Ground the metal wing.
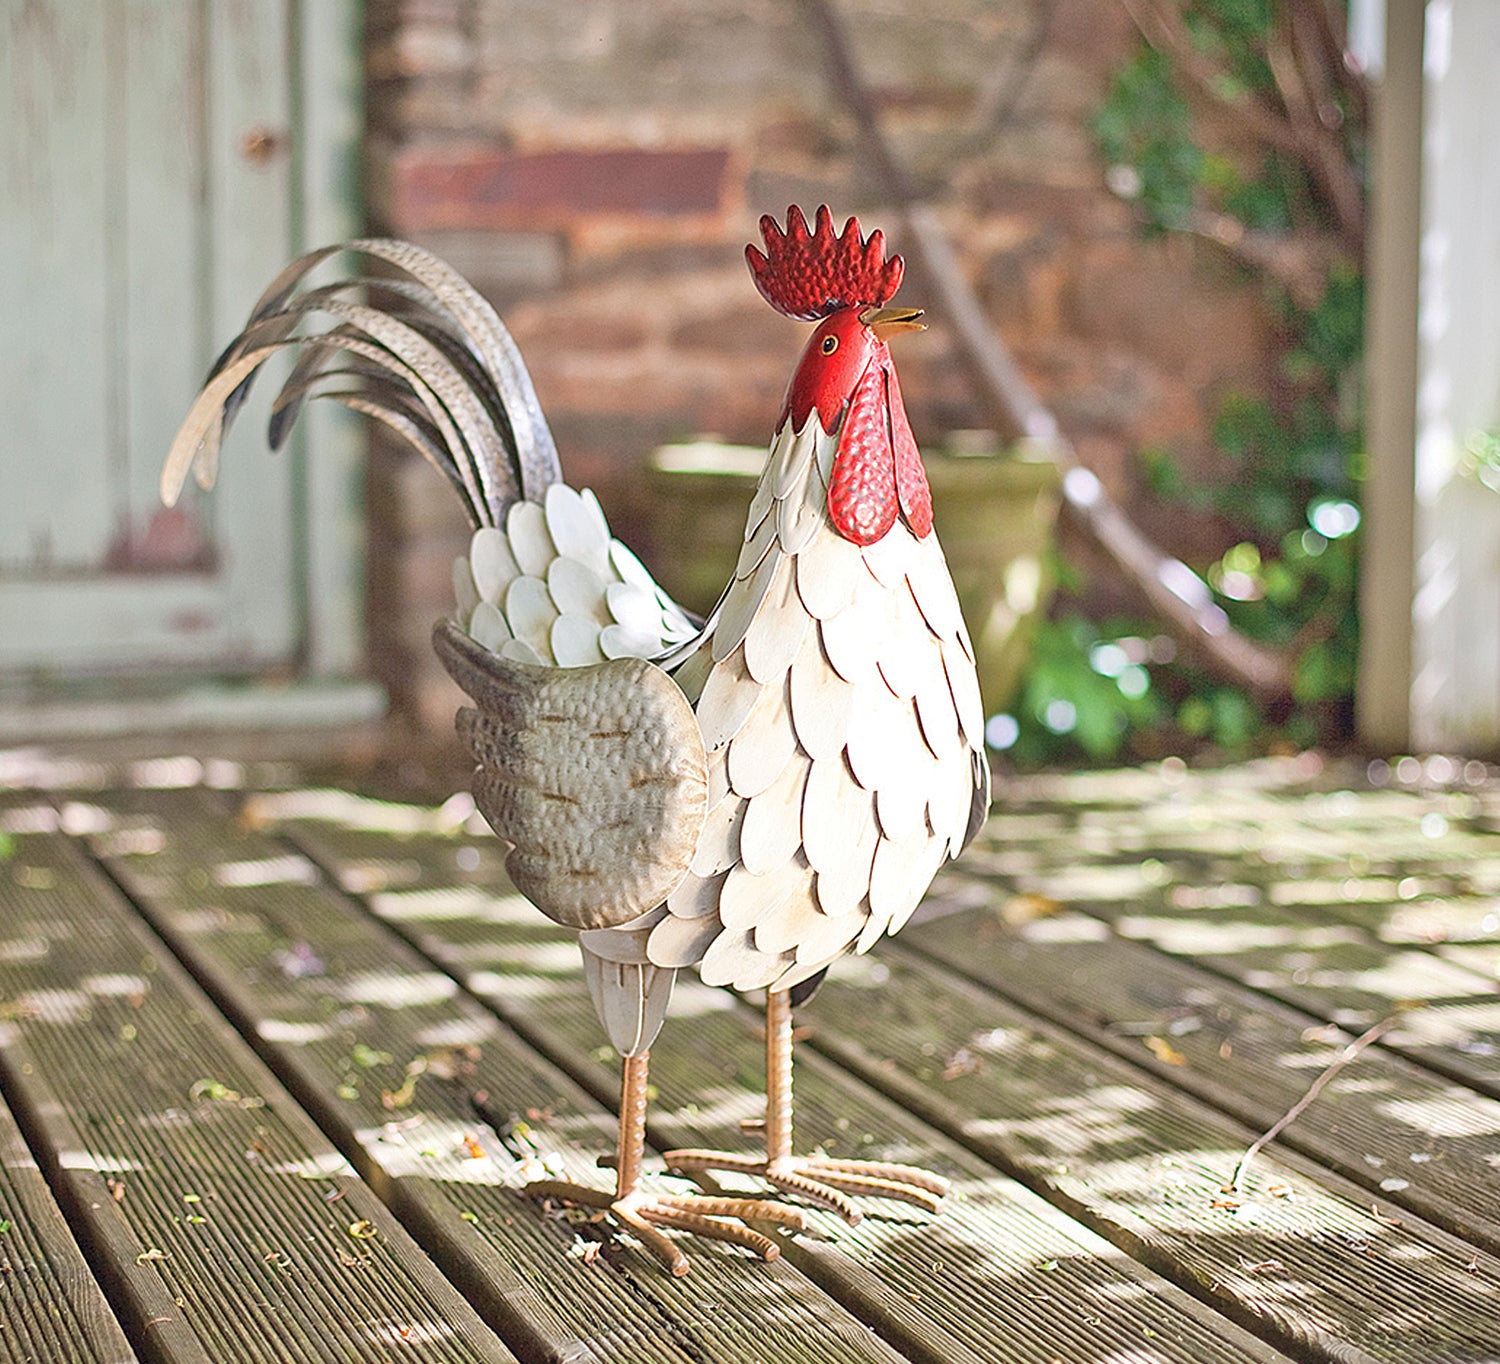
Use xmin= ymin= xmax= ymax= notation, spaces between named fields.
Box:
xmin=433 ymin=622 xmax=708 ymax=931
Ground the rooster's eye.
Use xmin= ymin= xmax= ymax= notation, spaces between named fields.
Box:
xmin=821 ymin=336 xmax=839 ymax=355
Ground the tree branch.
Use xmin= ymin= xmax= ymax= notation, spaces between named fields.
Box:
xmin=1117 ymin=0 xmax=1309 ymax=157
xmin=1224 ymin=1015 xmax=1400 ymax=1194
xmin=1119 ymin=0 xmax=1364 ymax=249
xmin=1185 ymin=207 xmax=1342 ymax=310
xmin=963 ymin=0 xmax=1056 ymax=140
xmin=1299 ymin=0 xmax=1368 ymax=128
xmin=800 ymin=0 xmax=1295 ymax=706
xmin=1270 ymin=6 xmax=1366 ymax=247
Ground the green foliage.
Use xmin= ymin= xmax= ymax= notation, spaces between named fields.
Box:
xmin=1460 ymin=429 xmax=1500 ymax=493
xmin=1005 ymin=3 xmax=1365 ymax=766
xmin=1094 ymin=3 xmax=1305 ymax=237
xmin=1094 ymin=46 xmax=1201 ymax=228
xmin=1005 ymin=613 xmax=1167 ymax=765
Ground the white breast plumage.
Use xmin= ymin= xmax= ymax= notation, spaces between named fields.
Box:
xmin=646 ymin=417 xmax=986 ymax=993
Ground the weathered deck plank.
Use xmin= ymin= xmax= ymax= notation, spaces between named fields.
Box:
xmin=904 ymin=896 xmax=1500 ymax=1256
xmin=285 ymin=779 xmax=1500 ymax=1364
xmin=6 ymin=751 xmax=1500 ymax=1363
xmin=0 ymin=801 xmax=515 ymax=1364
xmin=959 ymin=761 xmax=1500 ymax=1103
xmin=86 ymin=787 xmax=918 ymax=1364
xmin=279 ymin=791 xmax=1302 ymax=1364
xmin=0 ymin=1087 xmax=137 ymax=1364
xmin=807 ymin=946 xmax=1500 ymax=1364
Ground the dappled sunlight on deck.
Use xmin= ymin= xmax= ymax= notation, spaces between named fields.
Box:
xmin=1241 ymin=949 xmax=1494 ymax=1002
xmin=1378 ymin=1092 xmax=1500 ymax=1140
xmin=335 ymin=970 xmax=461 ymax=1008
xmin=964 ymin=1085 xmax=1160 ymax=1160
xmin=6 ymin=754 xmax=1500 ymax=1359
xmin=1115 ymin=916 xmax=1361 ymax=956
xmin=244 ymin=787 xmax=483 ymax=842
xmin=371 ymin=884 xmax=537 ymax=925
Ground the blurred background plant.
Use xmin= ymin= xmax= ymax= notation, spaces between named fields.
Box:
xmin=997 ymin=0 xmax=1367 ymax=766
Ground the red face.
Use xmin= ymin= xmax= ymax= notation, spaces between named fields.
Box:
xmin=781 ymin=308 xmax=882 ymax=434
xmin=786 ymin=300 xmax=941 ymax=435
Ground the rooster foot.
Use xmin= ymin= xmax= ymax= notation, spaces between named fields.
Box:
xmin=659 ymin=1151 xmax=948 ymax=1225
xmin=526 ymin=1178 xmax=806 ymax=1277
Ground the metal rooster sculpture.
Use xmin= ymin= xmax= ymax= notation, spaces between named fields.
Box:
xmin=162 ymin=206 xmax=990 ymax=1276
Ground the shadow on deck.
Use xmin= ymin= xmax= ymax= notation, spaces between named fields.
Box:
xmin=2 ymin=746 xmax=1499 ymax=1363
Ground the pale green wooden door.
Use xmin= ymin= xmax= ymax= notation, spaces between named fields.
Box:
xmin=0 ymin=0 xmax=361 ymax=680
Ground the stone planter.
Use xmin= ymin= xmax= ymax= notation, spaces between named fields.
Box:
xmin=645 ymin=437 xmax=1062 ymax=718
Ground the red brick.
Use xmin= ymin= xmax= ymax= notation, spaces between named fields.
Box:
xmin=1066 ymin=238 xmax=1277 ymax=386
xmin=670 ymin=301 xmax=798 ymax=357
xmin=390 ymin=145 xmax=737 ymax=233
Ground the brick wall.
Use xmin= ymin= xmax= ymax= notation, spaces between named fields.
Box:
xmin=363 ymin=0 xmax=1279 ymax=728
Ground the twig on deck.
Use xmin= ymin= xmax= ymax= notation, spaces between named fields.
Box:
xmin=1223 ymin=1014 xmax=1400 ymax=1194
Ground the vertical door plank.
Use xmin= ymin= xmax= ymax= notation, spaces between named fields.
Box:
xmin=204 ymin=0 xmax=299 ymax=662
xmin=0 ymin=0 xmax=365 ymax=682
xmin=119 ymin=0 xmax=206 ymax=531
xmin=0 ymin=1 xmax=113 ymax=568
xmin=296 ymin=0 xmax=366 ymax=678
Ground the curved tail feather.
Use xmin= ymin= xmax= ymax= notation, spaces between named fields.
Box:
xmin=161 ymin=238 xmax=562 ymax=530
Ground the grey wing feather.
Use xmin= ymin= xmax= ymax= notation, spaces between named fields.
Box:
xmin=433 ymin=621 xmax=708 ymax=930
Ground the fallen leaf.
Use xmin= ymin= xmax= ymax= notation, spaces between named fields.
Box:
xmin=1145 ymin=1036 xmax=1187 ymax=1066
xmin=1000 ymin=893 xmax=1061 ymax=926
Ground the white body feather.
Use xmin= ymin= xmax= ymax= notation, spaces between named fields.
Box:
xmin=648 ymin=418 xmax=984 ymax=993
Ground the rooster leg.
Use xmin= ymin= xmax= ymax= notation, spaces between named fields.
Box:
xmin=526 ymin=1050 xmax=805 ymax=1276
xmin=665 ymin=990 xmax=950 ymax=1224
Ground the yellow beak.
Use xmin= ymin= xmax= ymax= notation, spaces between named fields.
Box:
xmin=861 ymin=304 xmax=926 ymax=342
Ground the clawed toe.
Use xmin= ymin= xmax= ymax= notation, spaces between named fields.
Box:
xmin=662 ymin=1150 xmax=948 ymax=1224
xmin=664 ymin=992 xmax=952 ymax=1226
xmin=527 ymin=1178 xmax=806 ymax=1277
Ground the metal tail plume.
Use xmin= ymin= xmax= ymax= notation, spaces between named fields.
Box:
xmin=160 ymin=239 xmax=561 ymax=530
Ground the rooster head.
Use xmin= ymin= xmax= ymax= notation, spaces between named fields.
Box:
xmin=747 ymin=205 xmax=932 ymax=546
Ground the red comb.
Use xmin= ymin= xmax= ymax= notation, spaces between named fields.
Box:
xmin=746 ymin=205 xmax=904 ymax=321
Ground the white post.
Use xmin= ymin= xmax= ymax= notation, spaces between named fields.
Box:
xmin=1358 ymin=0 xmax=1500 ymax=755
xmin=1408 ymin=0 xmax=1500 ymax=751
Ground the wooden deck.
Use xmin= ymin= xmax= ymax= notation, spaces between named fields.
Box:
xmin=3 ymin=747 xmax=1500 ymax=1363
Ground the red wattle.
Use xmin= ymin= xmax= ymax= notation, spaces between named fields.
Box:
xmin=827 ymin=362 xmax=898 ymax=545
xmin=826 ymin=357 xmax=932 ymax=547
xmin=886 ymin=363 xmax=932 ymax=538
